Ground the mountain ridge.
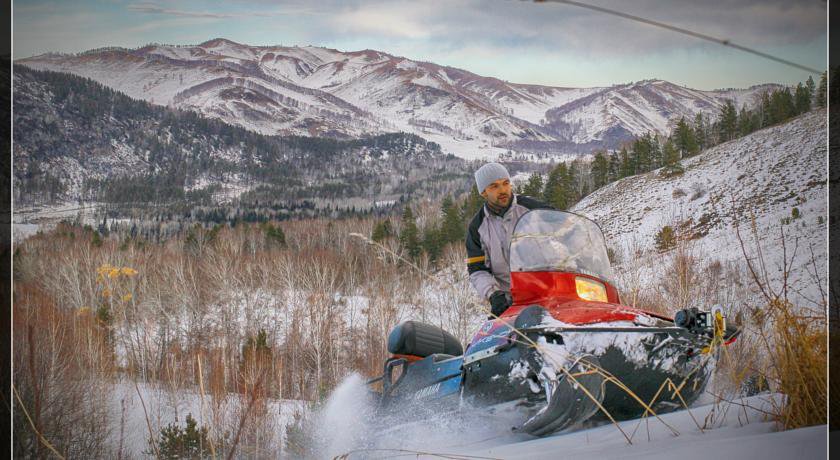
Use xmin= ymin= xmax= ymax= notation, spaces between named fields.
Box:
xmin=17 ymin=38 xmax=781 ymax=160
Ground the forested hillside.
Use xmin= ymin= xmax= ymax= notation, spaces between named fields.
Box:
xmin=14 ymin=65 xmax=472 ymax=222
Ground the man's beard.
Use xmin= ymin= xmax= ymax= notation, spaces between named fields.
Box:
xmin=487 ymin=193 xmax=513 ymax=216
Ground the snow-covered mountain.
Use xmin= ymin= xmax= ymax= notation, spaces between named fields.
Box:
xmin=17 ymin=38 xmax=778 ymax=160
xmin=571 ymin=110 xmax=827 ymax=305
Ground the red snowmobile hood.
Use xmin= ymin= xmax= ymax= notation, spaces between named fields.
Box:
xmin=507 ymin=271 xmax=669 ymax=325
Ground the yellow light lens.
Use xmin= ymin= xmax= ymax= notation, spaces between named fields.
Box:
xmin=575 ymin=276 xmax=608 ymax=302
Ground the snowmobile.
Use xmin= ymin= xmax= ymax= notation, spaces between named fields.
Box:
xmin=367 ymin=209 xmax=739 ymax=436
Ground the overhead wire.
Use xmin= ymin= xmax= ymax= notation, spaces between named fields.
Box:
xmin=530 ymin=0 xmax=823 ymax=74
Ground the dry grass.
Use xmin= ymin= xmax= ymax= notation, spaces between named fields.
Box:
xmin=733 ymin=217 xmax=827 ymax=429
xmin=764 ymin=299 xmax=826 ymax=428
xmin=612 ymin=212 xmax=827 ymax=430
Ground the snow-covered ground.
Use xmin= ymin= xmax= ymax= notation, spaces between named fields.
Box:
xmin=466 ymin=394 xmax=826 ymax=460
xmin=296 ymin=374 xmax=826 ymax=460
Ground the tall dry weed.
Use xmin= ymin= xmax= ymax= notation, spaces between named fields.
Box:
xmin=733 ymin=216 xmax=827 ymax=429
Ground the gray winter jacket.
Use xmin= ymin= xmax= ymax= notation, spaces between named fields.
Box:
xmin=466 ymin=195 xmax=553 ymax=300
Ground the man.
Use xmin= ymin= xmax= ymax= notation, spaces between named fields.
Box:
xmin=466 ymin=162 xmax=553 ymax=318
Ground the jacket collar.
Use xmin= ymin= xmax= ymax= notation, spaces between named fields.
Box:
xmin=484 ymin=194 xmax=516 ymax=218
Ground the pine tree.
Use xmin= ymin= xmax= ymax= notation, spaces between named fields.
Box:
xmin=607 ymin=152 xmax=621 ymax=183
xmin=817 ymin=71 xmax=828 ymax=108
xmin=759 ymin=91 xmax=772 ymax=128
xmin=150 ymin=414 xmax=211 ymax=459
xmin=421 ymin=225 xmax=443 ymax=263
xmin=649 ymin=135 xmax=662 ymax=170
xmin=543 ymin=162 xmax=573 ymax=210
xmin=632 ymin=134 xmax=654 ymax=174
xmin=769 ymin=87 xmax=795 ymax=123
xmin=520 ymin=172 xmax=544 ymax=198
xmin=371 ymin=219 xmax=393 ymax=242
xmin=568 ymin=160 xmax=584 ymax=204
xmin=440 ymin=197 xmax=465 ymax=244
xmin=718 ymin=100 xmax=738 ymax=142
xmin=673 ymin=117 xmax=698 ymax=157
xmin=694 ymin=113 xmax=707 ymax=151
xmin=619 ymin=147 xmax=634 ymax=178
xmin=263 ymin=222 xmax=286 ymax=248
xmin=737 ymin=106 xmax=753 ymax=137
xmin=590 ymin=151 xmax=610 ymax=189
xmin=806 ymin=75 xmax=816 ymax=102
xmin=399 ymin=206 xmax=421 ymax=260
xmin=461 ymin=186 xmax=484 ymax=220
xmin=662 ymin=138 xmax=680 ymax=167
xmin=794 ymin=82 xmax=811 ymax=114
xmin=655 ymin=226 xmax=677 ymax=252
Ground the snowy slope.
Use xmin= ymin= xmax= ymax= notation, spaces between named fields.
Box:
xmin=571 ymin=110 xmax=827 ymax=305
xmin=463 ymin=394 xmax=826 ymax=460
xmin=17 ymin=38 xmax=780 ymax=160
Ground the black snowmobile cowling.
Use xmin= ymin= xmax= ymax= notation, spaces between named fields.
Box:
xmin=367 ymin=210 xmax=739 ymax=436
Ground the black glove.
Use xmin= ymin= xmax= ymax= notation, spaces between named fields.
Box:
xmin=489 ymin=290 xmax=512 ymax=318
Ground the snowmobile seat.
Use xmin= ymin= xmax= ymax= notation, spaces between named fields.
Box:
xmin=387 ymin=321 xmax=463 ymax=358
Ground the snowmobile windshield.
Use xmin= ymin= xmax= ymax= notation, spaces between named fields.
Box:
xmin=510 ymin=210 xmax=614 ymax=282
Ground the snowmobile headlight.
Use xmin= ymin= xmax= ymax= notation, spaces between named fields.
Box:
xmin=575 ymin=276 xmax=607 ymax=302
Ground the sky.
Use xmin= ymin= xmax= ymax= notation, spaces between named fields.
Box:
xmin=12 ymin=0 xmax=829 ymax=90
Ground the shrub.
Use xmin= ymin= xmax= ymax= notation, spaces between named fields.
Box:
xmin=659 ymin=163 xmax=684 ymax=178
xmin=690 ymin=183 xmax=706 ymax=201
xmin=149 ymin=413 xmax=212 ymax=459
xmin=371 ymin=219 xmax=393 ymax=242
xmin=262 ymin=222 xmax=287 ymax=248
xmin=654 ymin=225 xmax=677 ymax=251
xmin=606 ymin=247 xmax=619 ymax=265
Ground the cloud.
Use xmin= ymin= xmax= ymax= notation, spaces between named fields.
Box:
xmin=329 ymin=2 xmax=438 ymax=39
xmin=317 ymin=0 xmax=825 ymax=57
xmin=13 ymin=0 xmax=826 ymax=87
xmin=127 ymin=3 xmax=235 ymax=18
xmin=126 ymin=2 xmax=316 ymax=19
xmin=121 ymin=16 xmax=220 ymax=35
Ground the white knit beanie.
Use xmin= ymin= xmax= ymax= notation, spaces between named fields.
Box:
xmin=474 ymin=162 xmax=510 ymax=193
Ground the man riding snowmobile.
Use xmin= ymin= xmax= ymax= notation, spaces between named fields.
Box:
xmin=466 ymin=162 xmax=553 ymax=318
xmin=368 ymin=172 xmax=740 ymax=436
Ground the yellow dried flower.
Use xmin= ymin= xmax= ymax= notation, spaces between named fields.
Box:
xmin=102 ymin=289 xmax=111 ymax=298
xmin=108 ymin=268 xmax=120 ymax=279
xmin=121 ymin=293 xmax=133 ymax=302
xmin=120 ymin=267 xmax=138 ymax=277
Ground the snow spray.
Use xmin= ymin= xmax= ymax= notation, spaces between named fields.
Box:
xmin=300 ymin=374 xmax=530 ymax=458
